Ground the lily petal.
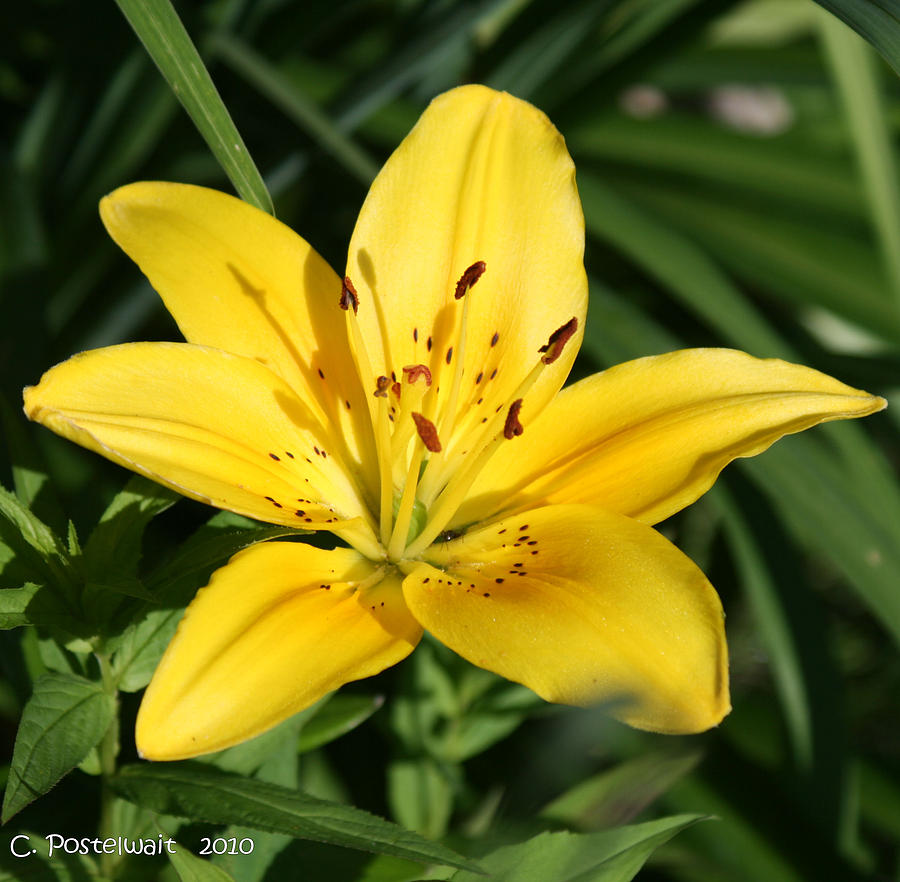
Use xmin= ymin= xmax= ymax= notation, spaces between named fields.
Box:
xmin=136 ymin=543 xmax=421 ymax=759
xmin=452 ymin=348 xmax=887 ymax=528
xmin=404 ymin=504 xmax=729 ymax=734
xmin=24 ymin=342 xmax=375 ymax=540
xmin=99 ymin=181 xmax=378 ymax=502
xmin=346 ymin=85 xmax=587 ymax=460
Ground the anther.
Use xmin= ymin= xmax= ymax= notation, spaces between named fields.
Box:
xmin=339 ymin=276 xmax=359 ymax=314
xmin=504 ymin=399 xmax=524 ymax=439
xmin=539 ymin=317 xmax=578 ymax=364
xmin=403 ymin=364 xmax=432 ymax=386
xmin=412 ymin=413 xmax=442 ymax=452
xmin=454 ymin=260 xmax=486 ymax=299
xmin=373 ymin=376 xmax=392 ymax=398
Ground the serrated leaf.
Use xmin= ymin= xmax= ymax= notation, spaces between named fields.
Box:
xmin=447 ymin=815 xmax=708 ymax=882
xmin=169 ymin=845 xmax=237 ymax=882
xmin=2 ymin=673 xmax=115 ymax=822
xmin=112 ymin=764 xmax=482 ymax=873
xmin=297 ymin=694 xmax=384 ymax=754
xmin=113 ymin=0 xmax=273 ymax=213
xmin=0 ymin=483 xmax=73 ymax=594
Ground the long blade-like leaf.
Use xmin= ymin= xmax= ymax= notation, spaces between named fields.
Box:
xmin=114 ymin=0 xmax=273 ymax=213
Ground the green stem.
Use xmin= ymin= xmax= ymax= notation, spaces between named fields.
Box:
xmin=97 ymin=653 xmax=121 ymax=879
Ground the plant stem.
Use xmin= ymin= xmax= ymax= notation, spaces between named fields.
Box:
xmin=97 ymin=652 xmax=121 ymax=879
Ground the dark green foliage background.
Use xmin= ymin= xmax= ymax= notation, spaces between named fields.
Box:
xmin=1 ymin=1 xmax=899 ymax=880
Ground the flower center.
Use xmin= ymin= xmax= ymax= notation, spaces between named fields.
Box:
xmin=340 ymin=264 xmax=577 ymax=563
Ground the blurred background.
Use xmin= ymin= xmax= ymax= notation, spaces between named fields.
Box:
xmin=1 ymin=1 xmax=899 ymax=880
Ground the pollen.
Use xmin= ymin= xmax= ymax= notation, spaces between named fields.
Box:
xmin=454 ymin=260 xmax=486 ymax=299
xmin=504 ymin=399 xmax=524 ymax=439
xmin=373 ymin=376 xmax=392 ymax=398
xmin=339 ymin=276 xmax=359 ymax=314
xmin=412 ymin=412 xmax=442 ymax=452
xmin=403 ymin=364 xmax=432 ymax=385
xmin=539 ymin=317 xmax=578 ymax=364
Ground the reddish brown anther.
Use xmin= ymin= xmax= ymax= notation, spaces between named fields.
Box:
xmin=402 ymin=364 xmax=433 ymax=386
xmin=504 ymin=399 xmax=524 ymax=439
xmin=412 ymin=413 xmax=442 ymax=452
xmin=391 ymin=382 xmax=402 ymax=398
xmin=454 ymin=260 xmax=487 ymax=299
xmin=538 ymin=317 xmax=578 ymax=364
xmin=339 ymin=276 xmax=359 ymax=314
xmin=373 ymin=375 xmax=392 ymax=398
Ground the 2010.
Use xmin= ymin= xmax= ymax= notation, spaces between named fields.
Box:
xmin=199 ymin=837 xmax=254 ymax=855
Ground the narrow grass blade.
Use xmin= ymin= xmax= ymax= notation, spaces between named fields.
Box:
xmin=114 ymin=0 xmax=273 ymax=213
xmin=818 ymin=9 xmax=900 ymax=305
xmin=210 ymin=33 xmax=379 ymax=185
xmin=812 ymin=0 xmax=900 ymax=74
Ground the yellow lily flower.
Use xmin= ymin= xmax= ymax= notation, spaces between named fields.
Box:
xmin=24 ymin=85 xmax=885 ymax=761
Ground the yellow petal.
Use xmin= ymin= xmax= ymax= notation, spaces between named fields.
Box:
xmin=99 ymin=181 xmax=378 ymax=501
xmin=452 ymin=348 xmax=887 ymax=528
xmin=346 ymin=85 xmax=587 ymax=462
xmin=136 ymin=543 xmax=421 ymax=759
xmin=404 ymin=505 xmax=729 ymax=734
xmin=24 ymin=342 xmax=376 ymax=541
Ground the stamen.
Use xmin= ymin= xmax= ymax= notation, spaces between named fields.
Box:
xmin=340 ymin=275 xmax=392 ymax=545
xmin=388 ymin=364 xmax=433 ymax=472
xmin=503 ymin=399 xmax=524 ymax=439
xmin=539 ymin=317 xmax=578 ymax=364
xmin=373 ymin=376 xmax=392 ymax=397
xmin=454 ymin=260 xmax=486 ymax=299
xmin=339 ymin=276 xmax=359 ymax=314
xmin=405 ymin=317 xmax=580 ymax=556
xmin=412 ymin=413 xmax=442 ymax=452
xmin=403 ymin=364 xmax=432 ymax=386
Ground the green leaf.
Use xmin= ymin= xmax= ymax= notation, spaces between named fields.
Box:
xmin=579 ymin=174 xmax=785 ymax=358
xmin=169 ymin=845 xmax=238 ymax=882
xmin=571 ymin=115 xmax=864 ymax=219
xmin=0 ymin=584 xmax=39 ymax=629
xmin=0 ymin=483 xmax=73 ymax=593
xmin=2 ymin=673 xmax=115 ymax=822
xmin=297 ymin=693 xmax=384 ymax=754
xmin=541 ymin=750 xmax=702 ymax=830
xmin=741 ymin=440 xmax=900 ymax=648
xmin=210 ymin=34 xmax=379 ymax=186
xmin=83 ymin=476 xmax=178 ymax=582
xmin=0 ymin=583 xmax=75 ymax=633
xmin=447 ymin=815 xmax=708 ymax=882
xmin=812 ymin=0 xmax=900 ymax=74
xmin=0 ymin=487 xmax=68 ymax=564
xmin=112 ymin=763 xmax=482 ymax=873
xmin=0 ymin=394 xmax=60 ymax=528
xmin=113 ymin=0 xmax=273 ymax=213
xmin=485 ymin=1 xmax=611 ymax=99
xmin=387 ymin=757 xmax=455 ymax=842
xmin=602 ymin=176 xmax=900 ymax=343
xmin=111 ymin=521 xmax=300 ymax=691
xmin=818 ymin=9 xmax=900 ymax=302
